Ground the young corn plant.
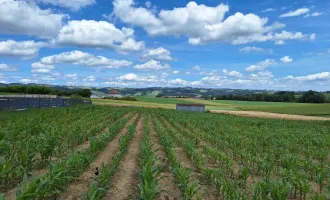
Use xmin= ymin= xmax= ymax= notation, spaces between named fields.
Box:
xmin=137 ymin=116 xmax=163 ymax=200
xmin=15 ymin=113 xmax=134 ymax=199
xmin=152 ymin=116 xmax=202 ymax=200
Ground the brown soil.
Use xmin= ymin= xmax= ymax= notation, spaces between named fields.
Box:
xmin=4 ymin=113 xmax=133 ymax=199
xmin=212 ymin=110 xmax=330 ymax=121
xmin=75 ymin=112 xmax=131 ymax=152
xmin=148 ymin=115 xmax=181 ymax=200
xmin=56 ymin=113 xmax=138 ymax=200
xmin=104 ymin=115 xmax=144 ymax=200
xmin=158 ymin=117 xmax=219 ymax=200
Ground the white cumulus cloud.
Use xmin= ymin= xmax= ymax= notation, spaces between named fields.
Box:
xmin=134 ymin=60 xmax=170 ymax=70
xmin=54 ymin=20 xmax=144 ymax=52
xmin=280 ymin=56 xmax=293 ymax=63
xmin=262 ymin=8 xmax=277 ymax=12
xmin=280 ymin=8 xmax=310 ymax=18
xmin=168 ymin=79 xmax=189 ymax=86
xmin=112 ymin=0 xmax=311 ymax=45
xmin=32 ymin=50 xmax=132 ymax=74
xmin=117 ymin=73 xmax=161 ymax=83
xmin=0 ymin=40 xmax=47 ymax=59
xmin=246 ymin=59 xmax=276 ymax=72
xmin=140 ymin=47 xmax=174 ymax=61
xmin=0 ymin=63 xmax=18 ymax=72
xmin=240 ymin=46 xmax=273 ymax=54
xmin=222 ymin=69 xmax=243 ymax=78
xmin=284 ymin=72 xmax=330 ymax=82
xmin=0 ymin=0 xmax=67 ymax=38
xmin=20 ymin=79 xmax=38 ymax=84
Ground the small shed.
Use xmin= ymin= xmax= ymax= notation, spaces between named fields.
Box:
xmin=176 ymin=104 xmax=206 ymax=112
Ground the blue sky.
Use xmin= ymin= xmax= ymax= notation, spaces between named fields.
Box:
xmin=0 ymin=0 xmax=329 ymax=90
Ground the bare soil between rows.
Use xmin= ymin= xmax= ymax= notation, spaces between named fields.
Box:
xmin=212 ymin=110 xmax=330 ymax=121
xmin=148 ymin=115 xmax=181 ymax=200
xmin=57 ymin=113 xmax=138 ymax=200
xmin=104 ymin=115 xmax=144 ymax=200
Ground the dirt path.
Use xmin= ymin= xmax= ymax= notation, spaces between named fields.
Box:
xmin=57 ymin=113 xmax=138 ymax=200
xmin=104 ymin=115 xmax=144 ymax=200
xmin=4 ymin=113 xmax=133 ymax=199
xmin=148 ymin=115 xmax=181 ymax=200
xmin=159 ymin=117 xmax=218 ymax=200
xmin=212 ymin=110 xmax=330 ymax=121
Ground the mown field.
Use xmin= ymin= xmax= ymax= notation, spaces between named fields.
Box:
xmin=1 ymin=105 xmax=330 ymax=199
xmin=93 ymin=97 xmax=330 ymax=117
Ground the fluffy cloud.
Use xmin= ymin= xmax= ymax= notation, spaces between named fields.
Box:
xmin=246 ymin=59 xmax=276 ymax=72
xmin=140 ymin=47 xmax=173 ymax=61
xmin=249 ymin=71 xmax=274 ymax=80
xmin=65 ymin=73 xmax=78 ymax=80
xmin=42 ymin=50 xmax=132 ymax=68
xmin=192 ymin=65 xmax=201 ymax=71
xmin=234 ymin=30 xmax=314 ymax=45
xmin=83 ymin=76 xmax=96 ymax=82
xmin=0 ymin=40 xmax=47 ymax=59
xmin=31 ymin=62 xmax=55 ymax=74
xmin=37 ymin=0 xmax=95 ymax=11
xmin=280 ymin=8 xmax=310 ymax=18
xmin=222 ymin=69 xmax=243 ymax=78
xmin=0 ymin=63 xmax=18 ymax=72
xmin=280 ymin=56 xmax=293 ymax=63
xmin=134 ymin=60 xmax=170 ymax=70
xmin=112 ymin=0 xmax=312 ymax=45
xmin=168 ymin=79 xmax=189 ymax=86
xmin=20 ymin=79 xmax=38 ymax=84
xmin=117 ymin=73 xmax=138 ymax=81
xmin=239 ymin=46 xmax=273 ymax=54
xmin=54 ymin=20 xmax=144 ymax=52
xmin=118 ymin=38 xmax=145 ymax=54
xmin=0 ymin=0 xmax=67 ymax=38
xmin=310 ymin=33 xmax=316 ymax=41
xmin=201 ymin=76 xmax=221 ymax=82
xmin=117 ymin=73 xmax=160 ymax=83
xmin=262 ymin=8 xmax=277 ymax=12
xmin=284 ymin=72 xmax=330 ymax=82
xmin=172 ymin=70 xmax=180 ymax=74
xmin=32 ymin=50 xmax=132 ymax=74
xmin=305 ymin=12 xmax=324 ymax=17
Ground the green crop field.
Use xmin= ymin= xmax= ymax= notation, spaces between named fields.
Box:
xmin=207 ymin=100 xmax=330 ymax=116
xmin=92 ymin=97 xmax=330 ymax=117
xmin=135 ymin=96 xmax=195 ymax=104
xmin=240 ymin=104 xmax=330 ymax=117
xmin=1 ymin=105 xmax=330 ymax=199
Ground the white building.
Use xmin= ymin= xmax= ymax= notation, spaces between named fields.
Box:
xmin=108 ymin=89 xmax=122 ymax=98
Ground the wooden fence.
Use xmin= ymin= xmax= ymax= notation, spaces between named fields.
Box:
xmin=0 ymin=97 xmax=92 ymax=110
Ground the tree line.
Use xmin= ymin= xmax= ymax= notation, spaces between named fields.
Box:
xmin=202 ymin=90 xmax=328 ymax=103
xmin=0 ymin=85 xmax=92 ymax=98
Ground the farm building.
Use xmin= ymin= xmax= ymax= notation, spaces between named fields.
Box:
xmin=108 ymin=89 xmax=122 ymax=98
xmin=176 ymin=104 xmax=206 ymax=112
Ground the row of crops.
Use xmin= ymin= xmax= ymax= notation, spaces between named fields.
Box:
xmin=1 ymin=105 xmax=330 ymax=199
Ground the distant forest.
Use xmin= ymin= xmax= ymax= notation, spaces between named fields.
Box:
xmin=203 ymin=90 xmax=329 ymax=103
xmin=0 ymin=85 xmax=92 ymax=98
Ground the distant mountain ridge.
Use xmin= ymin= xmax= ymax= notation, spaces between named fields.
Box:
xmin=0 ymin=83 xmax=311 ymax=98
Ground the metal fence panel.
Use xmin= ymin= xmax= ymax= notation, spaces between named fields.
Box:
xmin=0 ymin=97 xmax=91 ymax=110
